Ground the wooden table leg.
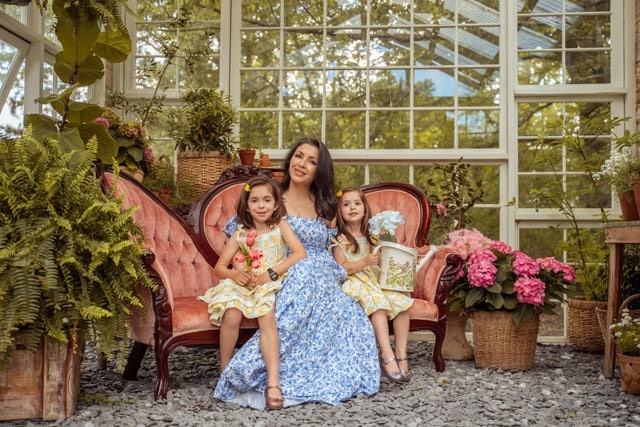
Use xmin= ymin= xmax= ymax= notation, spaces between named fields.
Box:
xmin=603 ymin=242 xmax=622 ymax=378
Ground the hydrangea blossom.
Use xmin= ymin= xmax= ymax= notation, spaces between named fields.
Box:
xmin=368 ymin=210 xmax=404 ymax=241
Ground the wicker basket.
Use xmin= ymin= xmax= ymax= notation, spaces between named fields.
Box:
xmin=567 ymin=297 xmax=607 ymax=353
xmin=472 ymin=310 xmax=540 ymax=371
xmin=177 ymin=151 xmax=234 ymax=198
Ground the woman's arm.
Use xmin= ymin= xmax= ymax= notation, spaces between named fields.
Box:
xmin=214 ymin=230 xmax=254 ymax=286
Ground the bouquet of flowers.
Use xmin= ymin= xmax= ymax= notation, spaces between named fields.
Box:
xmin=234 ymin=229 xmax=263 ymax=274
xmin=447 ymin=228 xmax=576 ymax=325
xmin=610 ymin=308 xmax=640 ymax=356
xmin=594 ymin=146 xmax=640 ymax=199
xmin=369 ymin=210 xmax=404 ymax=243
xmin=95 ymin=108 xmax=153 ymax=173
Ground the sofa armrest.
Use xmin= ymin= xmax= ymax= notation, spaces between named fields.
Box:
xmin=413 ymin=246 xmax=462 ymax=309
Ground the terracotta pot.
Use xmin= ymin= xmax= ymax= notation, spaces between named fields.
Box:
xmin=238 ymin=149 xmax=256 ymax=166
xmin=619 ymin=193 xmax=639 ymax=221
xmin=260 ymin=153 xmax=271 ymax=167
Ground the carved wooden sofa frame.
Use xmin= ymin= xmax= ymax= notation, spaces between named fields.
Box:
xmin=100 ymin=166 xmax=462 ymax=400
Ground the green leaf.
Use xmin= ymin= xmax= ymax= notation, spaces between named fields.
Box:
xmin=54 ymin=53 xmax=104 ymax=86
xmin=64 ymin=101 xmax=104 ymax=126
xmin=465 ymin=287 xmax=484 ymax=308
xmin=57 ymin=127 xmax=86 ymax=153
xmin=95 ymin=28 xmax=132 ymax=63
xmin=77 ymin=123 xmax=118 ymax=163
xmin=54 ymin=15 xmax=99 ymax=65
xmin=485 ymin=291 xmax=504 ymax=309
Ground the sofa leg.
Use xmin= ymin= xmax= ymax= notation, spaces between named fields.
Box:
xmin=154 ymin=345 xmax=170 ymax=400
xmin=432 ymin=331 xmax=446 ymax=372
xmin=123 ymin=341 xmax=148 ymax=380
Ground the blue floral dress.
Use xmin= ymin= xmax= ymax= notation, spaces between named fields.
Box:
xmin=214 ymin=216 xmax=380 ymax=409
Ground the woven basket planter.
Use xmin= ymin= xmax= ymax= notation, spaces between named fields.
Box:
xmin=567 ymin=297 xmax=607 ymax=353
xmin=472 ymin=310 xmax=540 ymax=371
xmin=618 ymin=353 xmax=640 ymax=394
xmin=177 ymin=151 xmax=234 ymax=198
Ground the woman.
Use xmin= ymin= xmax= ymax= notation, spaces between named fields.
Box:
xmin=214 ymin=137 xmax=380 ymax=409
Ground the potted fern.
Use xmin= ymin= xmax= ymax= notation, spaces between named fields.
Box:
xmin=0 ymin=131 xmax=155 ymax=420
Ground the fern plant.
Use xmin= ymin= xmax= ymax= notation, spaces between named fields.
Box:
xmin=0 ymin=130 xmax=155 ymax=370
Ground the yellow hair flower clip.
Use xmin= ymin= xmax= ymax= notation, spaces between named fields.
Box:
xmin=244 ymin=183 xmax=251 ymax=192
xmin=336 ymin=190 xmax=343 ymax=198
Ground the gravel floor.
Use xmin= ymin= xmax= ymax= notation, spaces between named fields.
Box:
xmin=2 ymin=341 xmax=639 ymax=426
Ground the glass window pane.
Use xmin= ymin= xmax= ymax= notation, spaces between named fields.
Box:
xmin=518 ymin=138 xmax=562 ymax=173
xmin=242 ymin=30 xmax=280 ymax=68
xmin=282 ymin=110 xmax=321 ymax=144
xmin=240 ymin=70 xmax=279 ymax=108
xmin=369 ymin=111 xmax=410 ymax=149
xmin=284 ymin=1 xmax=323 ymax=27
xmin=414 ymin=28 xmax=455 ymax=67
xmin=519 ymin=175 xmax=556 ymax=208
xmin=284 ymin=30 xmax=323 ymax=67
xmin=458 ymin=26 xmax=500 ymax=65
xmin=518 ymin=102 xmax=565 ymax=137
xmin=369 ymin=69 xmax=409 ymax=108
xmin=414 ymin=110 xmax=455 ymax=149
xmin=517 ymin=50 xmax=562 ymax=85
xmin=414 ymin=69 xmax=454 ymax=107
xmin=458 ymin=109 xmax=499 ymax=148
xmin=458 ymin=0 xmax=500 ymax=24
xmin=0 ymin=59 xmax=24 ymax=131
xmin=326 ymin=111 xmax=366 ymax=149
xmin=566 ymin=50 xmax=611 ymax=84
xmin=518 ymin=16 xmax=562 ymax=50
xmin=414 ymin=2 xmax=455 ymax=25
xmin=369 ymin=165 xmax=409 ymax=183
xmin=370 ymin=0 xmax=411 ymax=26
xmin=283 ymin=70 xmax=323 ymax=108
xmin=326 ymin=32 xmax=366 ymax=67
xmin=370 ymin=28 xmax=411 ymax=67
xmin=240 ymin=111 xmax=279 ymax=149
xmin=566 ymin=15 xmax=611 ymax=49
xmin=242 ymin=0 xmax=281 ymax=27
xmin=335 ymin=164 xmax=365 ymax=189
xmin=458 ymin=68 xmax=499 ymax=107
xmin=327 ymin=0 xmax=366 ymax=27
xmin=327 ymin=70 xmax=366 ymax=108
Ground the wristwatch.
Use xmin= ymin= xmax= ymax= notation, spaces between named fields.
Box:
xmin=267 ymin=268 xmax=279 ymax=281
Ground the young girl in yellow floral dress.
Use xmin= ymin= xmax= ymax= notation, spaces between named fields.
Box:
xmin=199 ymin=175 xmax=306 ymax=410
xmin=333 ymin=187 xmax=413 ymax=383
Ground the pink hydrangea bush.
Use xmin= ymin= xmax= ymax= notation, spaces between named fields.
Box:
xmin=447 ymin=228 xmax=576 ymax=325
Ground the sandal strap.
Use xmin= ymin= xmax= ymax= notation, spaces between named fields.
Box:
xmin=396 ymin=356 xmax=408 ymax=362
xmin=380 ymin=356 xmax=396 ymax=366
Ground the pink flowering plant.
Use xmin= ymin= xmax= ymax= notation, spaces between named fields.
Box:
xmin=94 ymin=108 xmax=153 ymax=173
xmin=447 ymin=228 xmax=576 ymax=325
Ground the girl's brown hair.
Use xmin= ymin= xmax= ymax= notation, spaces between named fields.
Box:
xmin=236 ymin=175 xmax=286 ymax=228
xmin=336 ymin=187 xmax=377 ymax=253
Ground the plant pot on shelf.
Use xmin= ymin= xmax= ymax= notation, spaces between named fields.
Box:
xmin=177 ymin=151 xmax=234 ymax=198
xmin=567 ymin=297 xmax=607 ymax=353
xmin=238 ymin=149 xmax=256 ymax=166
xmin=442 ymin=311 xmax=474 ymax=361
xmin=619 ymin=192 xmax=639 ymax=221
xmin=472 ymin=310 xmax=540 ymax=371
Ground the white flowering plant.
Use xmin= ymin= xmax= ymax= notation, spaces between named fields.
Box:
xmin=594 ymin=146 xmax=640 ymax=199
xmin=369 ymin=210 xmax=405 ymax=243
xmin=610 ymin=308 xmax=640 ymax=357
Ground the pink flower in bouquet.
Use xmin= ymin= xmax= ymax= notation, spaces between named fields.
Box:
xmin=237 ymin=229 xmax=263 ymax=274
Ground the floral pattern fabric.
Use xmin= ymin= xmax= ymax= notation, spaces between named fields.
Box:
xmin=336 ymin=236 xmax=413 ymax=319
xmin=214 ymin=216 xmax=380 ymax=409
xmin=198 ymin=226 xmax=287 ymax=324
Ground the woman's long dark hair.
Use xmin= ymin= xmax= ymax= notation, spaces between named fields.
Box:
xmin=336 ymin=187 xmax=377 ymax=253
xmin=280 ymin=136 xmax=338 ymax=220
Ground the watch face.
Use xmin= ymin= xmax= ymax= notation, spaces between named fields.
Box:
xmin=269 ymin=268 xmax=278 ymax=280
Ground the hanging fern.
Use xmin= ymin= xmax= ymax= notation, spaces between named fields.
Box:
xmin=0 ymin=130 xmax=155 ymax=371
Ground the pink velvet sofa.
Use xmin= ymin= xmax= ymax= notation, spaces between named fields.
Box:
xmin=101 ymin=166 xmax=462 ymax=400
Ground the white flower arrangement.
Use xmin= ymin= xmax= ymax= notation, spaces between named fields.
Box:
xmin=369 ymin=210 xmax=405 ymax=242
xmin=594 ymin=146 xmax=640 ymax=198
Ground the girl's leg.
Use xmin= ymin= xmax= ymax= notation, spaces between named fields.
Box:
xmin=219 ymin=308 xmax=243 ymax=372
xmin=392 ymin=310 xmax=411 ymax=376
xmin=370 ymin=309 xmax=402 ymax=381
xmin=257 ymin=310 xmax=283 ymax=408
